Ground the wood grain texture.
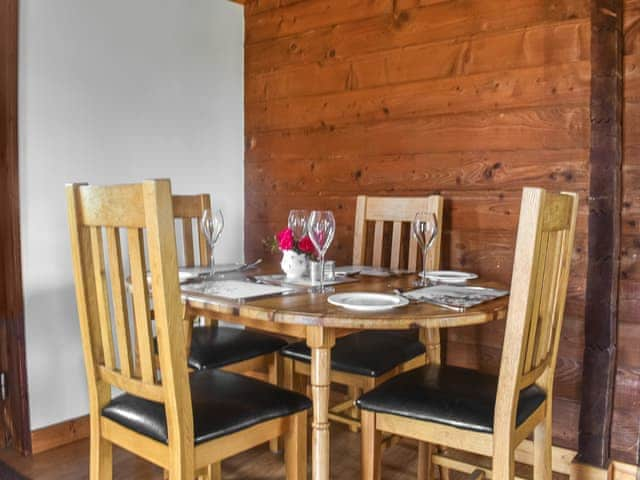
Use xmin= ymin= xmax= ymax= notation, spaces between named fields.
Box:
xmin=30 ymin=416 xmax=89 ymax=455
xmin=577 ymin=0 xmax=624 ymax=469
xmin=244 ymin=0 xmax=591 ymax=460
xmin=617 ymin=0 xmax=640 ymax=465
xmin=0 ymin=0 xmax=32 ymax=455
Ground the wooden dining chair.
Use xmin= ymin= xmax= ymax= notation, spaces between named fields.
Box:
xmin=171 ymin=194 xmax=286 ymax=381
xmin=66 ymin=180 xmax=310 ymax=480
xmin=468 ymin=471 xmax=485 ymax=480
xmin=357 ymin=187 xmax=578 ymax=480
xmin=281 ymin=195 xmax=443 ymax=430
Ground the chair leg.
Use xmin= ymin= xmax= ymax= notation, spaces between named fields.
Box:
xmin=269 ymin=353 xmax=283 ymax=453
xmin=283 ymin=357 xmax=295 ymax=391
xmin=208 ymin=462 xmax=222 ymax=480
xmin=492 ymin=445 xmax=515 ymax=480
xmin=533 ymin=416 xmax=552 ymax=480
xmin=361 ymin=410 xmax=382 ymax=480
xmin=439 ymin=466 xmax=450 ymax=480
xmin=90 ymin=434 xmax=112 ymax=480
xmin=348 ymin=386 xmax=362 ymax=432
xmin=284 ymin=411 xmax=308 ymax=480
xmin=417 ymin=442 xmax=434 ymax=480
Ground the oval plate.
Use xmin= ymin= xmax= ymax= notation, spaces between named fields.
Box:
xmin=328 ymin=292 xmax=409 ymax=312
xmin=419 ymin=270 xmax=478 ymax=284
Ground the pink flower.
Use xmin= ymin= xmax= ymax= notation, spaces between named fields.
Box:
xmin=298 ymin=235 xmax=316 ymax=255
xmin=276 ymin=228 xmax=294 ymax=251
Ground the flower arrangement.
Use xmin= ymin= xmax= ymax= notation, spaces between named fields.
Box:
xmin=265 ymin=228 xmax=317 ymax=258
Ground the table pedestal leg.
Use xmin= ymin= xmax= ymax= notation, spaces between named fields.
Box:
xmin=307 ymin=326 xmax=335 ymax=480
xmin=421 ymin=326 xmax=442 ymax=366
xmin=420 ymin=327 xmax=445 ymax=480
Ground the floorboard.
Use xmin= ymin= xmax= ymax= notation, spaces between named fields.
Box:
xmin=0 ymin=425 xmax=568 ymax=479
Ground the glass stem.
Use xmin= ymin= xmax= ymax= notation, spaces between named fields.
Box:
xmin=210 ymin=247 xmax=216 ymax=278
xmin=422 ymin=246 xmax=429 ymax=287
xmin=319 ymin=254 xmax=325 ymax=293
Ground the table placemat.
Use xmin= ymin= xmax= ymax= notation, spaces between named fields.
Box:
xmin=181 ymin=280 xmax=297 ymax=302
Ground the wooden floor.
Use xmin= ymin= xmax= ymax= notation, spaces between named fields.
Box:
xmin=0 ymin=425 xmax=568 ymax=479
xmin=0 ymin=426 xmax=419 ymax=480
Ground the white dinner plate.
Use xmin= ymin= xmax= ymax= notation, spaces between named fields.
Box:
xmin=418 ymin=270 xmax=478 ymax=284
xmin=328 ymin=292 xmax=409 ymax=312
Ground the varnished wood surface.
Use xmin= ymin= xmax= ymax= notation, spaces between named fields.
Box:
xmin=186 ymin=271 xmax=506 ymax=480
xmin=243 ymin=0 xmax=592 ymax=459
xmin=0 ymin=426 xmax=571 ymax=480
xmin=360 ymin=188 xmax=579 ymax=480
xmin=616 ymin=0 xmax=640 ymax=464
xmin=67 ymin=181 xmax=307 ymax=478
xmin=184 ymin=274 xmax=507 ymax=330
xmin=578 ymin=0 xmax=623 ymax=469
xmin=0 ymin=0 xmax=32 ymax=455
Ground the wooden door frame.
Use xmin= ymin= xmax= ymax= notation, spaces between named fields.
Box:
xmin=0 ymin=0 xmax=32 ymax=455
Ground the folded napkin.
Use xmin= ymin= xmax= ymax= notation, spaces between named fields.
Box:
xmin=404 ymin=285 xmax=509 ymax=309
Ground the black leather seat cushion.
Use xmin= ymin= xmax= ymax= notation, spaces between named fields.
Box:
xmin=102 ymin=369 xmax=311 ymax=445
xmin=187 ymin=325 xmax=287 ymax=371
xmin=280 ymin=330 xmax=425 ymax=377
xmin=357 ymin=364 xmax=546 ymax=433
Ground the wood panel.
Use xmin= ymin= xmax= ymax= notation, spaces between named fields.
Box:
xmin=577 ymin=0 xmax=623 ymax=468
xmin=246 ymin=0 xmax=589 ymax=73
xmin=0 ymin=0 xmax=32 ymax=455
xmin=247 ymin=20 xmax=589 ymax=104
xmin=244 ymin=0 xmax=591 ymax=459
xmin=617 ymin=0 xmax=640 ymax=465
xmin=30 ymin=416 xmax=89 ymax=455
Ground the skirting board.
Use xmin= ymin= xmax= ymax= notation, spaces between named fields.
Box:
xmin=28 ymin=415 xmax=640 ymax=480
xmin=30 ymin=415 xmax=89 ymax=455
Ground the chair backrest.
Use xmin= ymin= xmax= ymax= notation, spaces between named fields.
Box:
xmin=352 ymin=195 xmax=444 ymax=271
xmin=494 ymin=188 xmax=578 ymax=437
xmin=66 ymin=180 xmax=193 ymax=452
xmin=172 ymin=194 xmax=211 ymax=267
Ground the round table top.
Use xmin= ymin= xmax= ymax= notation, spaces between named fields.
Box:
xmin=184 ymin=272 xmax=508 ymax=330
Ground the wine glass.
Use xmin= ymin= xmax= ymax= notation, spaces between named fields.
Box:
xmin=288 ymin=209 xmax=309 ymax=240
xmin=307 ymin=210 xmax=336 ymax=293
xmin=200 ymin=209 xmax=224 ymax=278
xmin=412 ymin=212 xmax=438 ymax=287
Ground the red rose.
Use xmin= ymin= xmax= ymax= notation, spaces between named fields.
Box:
xmin=298 ymin=235 xmax=316 ymax=255
xmin=276 ymin=228 xmax=294 ymax=251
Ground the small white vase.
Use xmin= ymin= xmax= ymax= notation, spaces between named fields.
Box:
xmin=280 ymin=250 xmax=308 ymax=279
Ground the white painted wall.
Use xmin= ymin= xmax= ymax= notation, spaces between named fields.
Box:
xmin=19 ymin=0 xmax=244 ymax=429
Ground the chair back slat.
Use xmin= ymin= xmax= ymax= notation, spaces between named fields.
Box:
xmin=352 ymin=195 xmax=443 ymax=272
xmin=89 ymin=226 xmax=116 ymax=370
xmin=172 ymin=194 xmax=211 ymax=267
xmin=518 ymin=193 xmax=577 ymax=383
xmin=390 ymin=222 xmax=403 ymax=269
xmin=372 ymin=221 xmax=384 ymax=267
xmin=495 ymin=188 xmax=578 ymax=439
xmin=408 ymin=234 xmax=418 ymax=271
xmin=198 ymin=195 xmax=211 ymax=266
xmin=67 ymin=180 xmax=193 ymax=449
xmin=521 ymin=231 xmax=549 ymax=373
xmin=127 ymin=228 xmax=156 ymax=383
xmin=182 ymin=218 xmax=195 ymax=267
xmin=105 ymin=227 xmax=133 ymax=378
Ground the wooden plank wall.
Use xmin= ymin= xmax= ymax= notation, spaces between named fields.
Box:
xmin=618 ymin=0 xmax=640 ymax=465
xmin=243 ymin=0 xmax=634 ymax=464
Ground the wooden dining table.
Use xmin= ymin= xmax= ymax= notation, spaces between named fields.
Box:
xmin=184 ymin=272 xmax=509 ymax=480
